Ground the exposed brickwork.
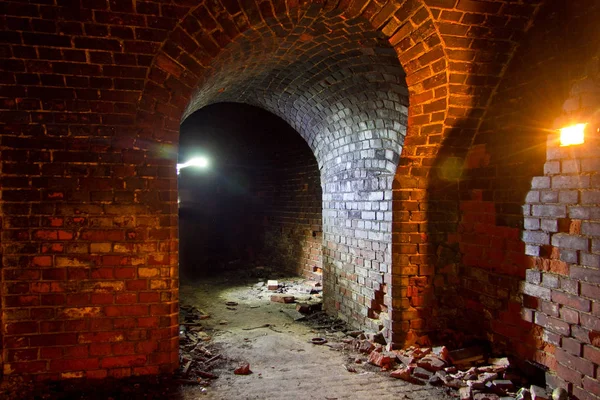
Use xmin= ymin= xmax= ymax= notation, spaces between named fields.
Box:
xmin=391 ymin=0 xmax=546 ymax=345
xmin=178 ymin=104 xmax=322 ymax=279
xmin=433 ymin=0 xmax=600 ymax=378
xmin=1 ymin=0 xmax=183 ymax=380
xmin=521 ymin=69 xmax=600 ymax=396
xmin=0 ymin=0 xmax=597 ymax=386
xmin=253 ymin=148 xmax=323 ymax=279
xmin=137 ymin=1 xmax=413 ymax=335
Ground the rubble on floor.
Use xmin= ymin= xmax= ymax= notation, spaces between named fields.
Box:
xmin=251 ymin=278 xmax=550 ymax=400
xmin=177 ymin=304 xmax=225 ymax=385
xmin=178 ymin=274 xmax=550 ymax=400
xmin=176 ymin=274 xmax=327 ymax=386
xmin=390 ymin=345 xmax=551 ymax=400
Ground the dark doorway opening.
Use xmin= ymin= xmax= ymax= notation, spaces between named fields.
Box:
xmin=178 ymin=103 xmax=323 ymax=281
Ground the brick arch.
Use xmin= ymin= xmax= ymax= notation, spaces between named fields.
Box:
xmin=181 ymin=21 xmax=408 ymax=177
xmin=0 ymin=0 xmax=580 ymax=382
xmin=136 ymin=0 xmax=449 ymax=343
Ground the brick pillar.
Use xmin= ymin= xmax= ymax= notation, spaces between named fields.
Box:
xmin=522 ymin=77 xmax=600 ymax=396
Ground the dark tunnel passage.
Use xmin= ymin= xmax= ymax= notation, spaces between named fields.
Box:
xmin=178 ymin=103 xmax=322 ymax=281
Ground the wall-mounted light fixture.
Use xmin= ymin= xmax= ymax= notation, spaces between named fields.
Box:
xmin=177 ymin=156 xmax=209 ymax=175
xmin=559 ymin=123 xmax=587 ymax=147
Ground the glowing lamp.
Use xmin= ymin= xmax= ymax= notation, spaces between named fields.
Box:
xmin=559 ymin=123 xmax=586 ymax=147
xmin=177 ymin=156 xmax=209 ymax=174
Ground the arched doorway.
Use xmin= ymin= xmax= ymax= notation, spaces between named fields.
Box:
xmin=178 ymin=102 xmax=322 ymax=281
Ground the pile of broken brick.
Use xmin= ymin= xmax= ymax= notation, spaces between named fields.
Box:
xmin=260 ymin=278 xmax=567 ymax=400
xmin=351 ymin=340 xmax=567 ymax=400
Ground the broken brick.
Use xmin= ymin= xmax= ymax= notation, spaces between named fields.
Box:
xmin=368 ymin=350 xmax=394 ymax=369
xmin=234 ymin=363 xmax=252 ymax=375
xmin=416 ymin=355 xmax=447 ymax=372
xmin=390 ymin=366 xmax=412 ymax=381
xmin=270 ymin=294 xmax=295 ymax=303
xmin=413 ymin=366 xmax=433 ymax=380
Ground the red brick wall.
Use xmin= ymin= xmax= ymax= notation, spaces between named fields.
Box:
xmin=390 ymin=0 xmax=547 ymax=346
xmin=1 ymin=0 xmax=592 ymax=382
xmin=0 ymin=0 xmax=181 ymax=379
xmin=254 ymin=147 xmax=323 ymax=279
xmin=522 ymin=122 xmax=600 ymax=397
xmin=519 ymin=40 xmax=600 ymax=396
xmin=438 ymin=0 xmax=600 ymax=386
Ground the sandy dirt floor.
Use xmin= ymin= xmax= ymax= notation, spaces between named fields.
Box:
xmin=175 ymin=274 xmax=454 ymax=400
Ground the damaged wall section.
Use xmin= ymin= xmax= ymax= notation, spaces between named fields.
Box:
xmin=522 ymin=69 xmax=600 ymax=397
xmin=415 ymin=1 xmax=600 ymax=368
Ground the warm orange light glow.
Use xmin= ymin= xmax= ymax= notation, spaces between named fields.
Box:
xmin=560 ymin=123 xmax=586 ymax=146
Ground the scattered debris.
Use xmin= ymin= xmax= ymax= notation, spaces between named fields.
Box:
xmin=176 ymin=303 xmax=222 ymax=385
xmin=516 ymin=387 xmax=531 ymax=400
xmin=181 ymin=276 xmax=543 ymax=399
xmin=357 ymin=340 xmax=375 ymax=354
xmin=196 ymin=370 xmax=218 ymax=379
xmin=270 ymin=294 xmax=295 ymax=303
xmin=205 ymin=354 xmax=221 ymax=364
xmin=182 ymin=360 xmax=193 ymax=377
xmin=344 ymin=364 xmax=357 ymax=373
xmin=413 ymin=367 xmax=433 ymax=380
xmin=242 ymin=324 xmax=273 ymax=330
xmin=530 ymin=385 xmax=549 ymax=400
xmin=196 ymin=331 xmax=211 ymax=341
xmin=369 ymin=331 xmax=387 ymax=346
xmin=281 ymin=308 xmax=306 ymax=321
xmin=368 ymin=350 xmax=394 ymax=369
xmin=459 ymin=387 xmax=473 ymax=400
xmin=347 ymin=330 xmax=364 ymax=338
xmin=234 ymin=363 xmax=252 ymax=375
xmin=390 ymin=366 xmax=412 ymax=381
xmin=296 ymin=302 xmax=322 ymax=314
xmin=449 ymin=346 xmax=486 ymax=368
xmin=417 ymin=355 xmax=447 ymax=372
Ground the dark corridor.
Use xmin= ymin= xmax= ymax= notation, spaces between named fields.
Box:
xmin=178 ymin=103 xmax=322 ymax=280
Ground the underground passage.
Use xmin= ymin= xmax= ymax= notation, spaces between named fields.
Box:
xmin=1 ymin=0 xmax=600 ymax=399
xmin=177 ymin=102 xmax=323 ymax=282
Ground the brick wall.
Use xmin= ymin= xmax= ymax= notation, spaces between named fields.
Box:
xmin=0 ymin=0 xmax=590 ymax=382
xmin=0 ymin=0 xmax=183 ymax=380
xmin=522 ymin=120 xmax=600 ymax=397
xmin=520 ymin=57 xmax=600 ymax=398
xmin=403 ymin=0 xmax=600 ymax=363
xmin=389 ymin=0 xmax=549 ymax=346
xmin=255 ymin=147 xmax=323 ymax=279
xmin=178 ymin=104 xmax=322 ymax=279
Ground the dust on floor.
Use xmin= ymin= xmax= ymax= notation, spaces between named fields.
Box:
xmin=175 ymin=275 xmax=454 ymax=400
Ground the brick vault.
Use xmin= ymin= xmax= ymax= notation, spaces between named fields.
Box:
xmin=1 ymin=0 xmax=600 ymax=397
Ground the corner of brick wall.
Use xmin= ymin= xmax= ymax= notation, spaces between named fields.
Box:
xmin=521 ymin=77 xmax=600 ymax=397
